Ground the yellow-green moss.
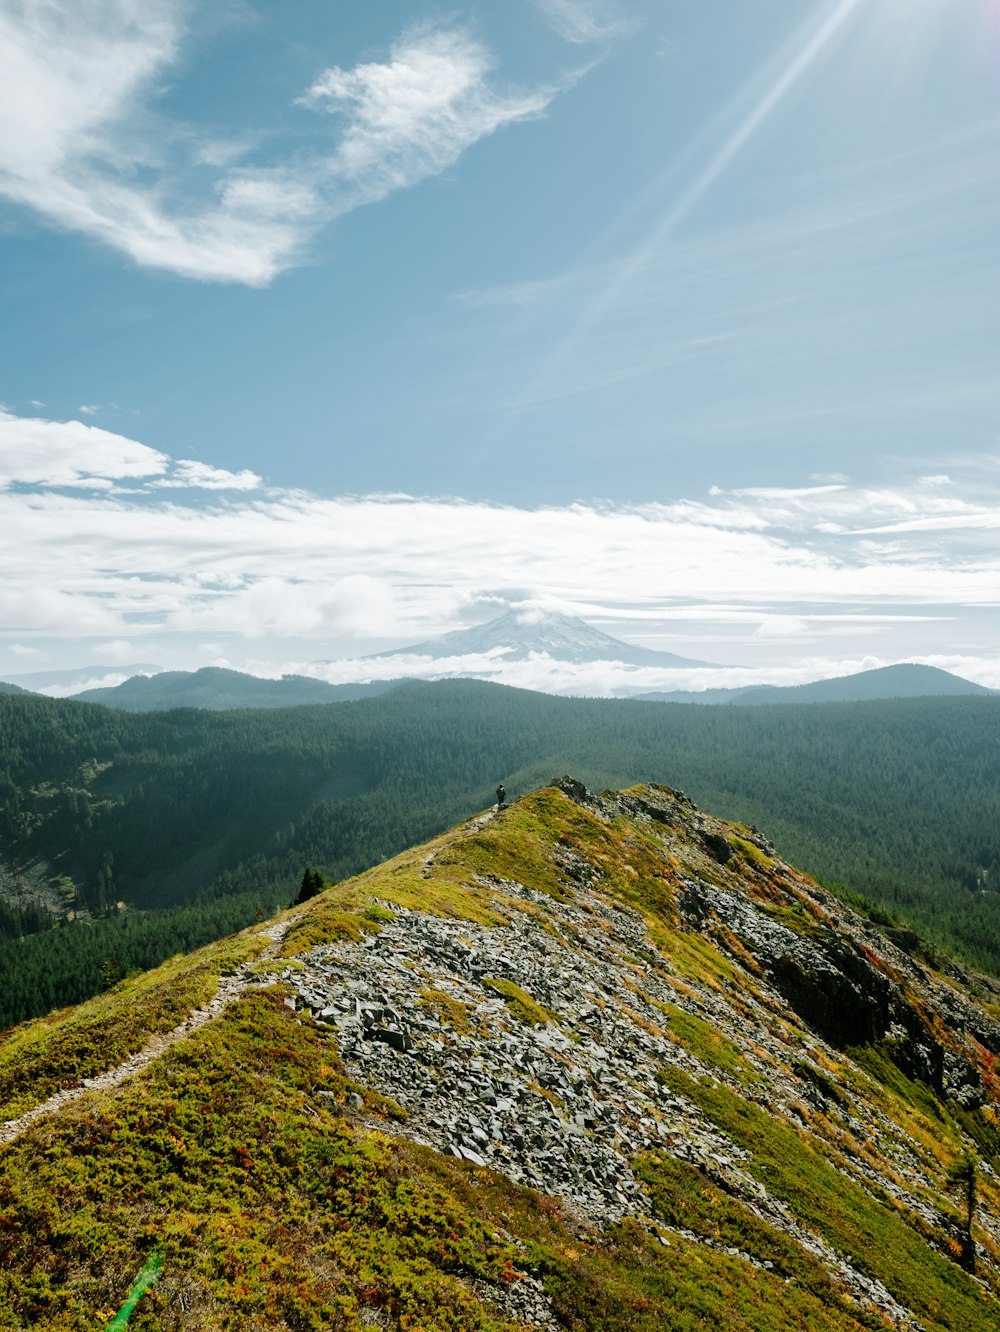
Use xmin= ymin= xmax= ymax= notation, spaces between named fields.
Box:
xmin=730 ymin=835 xmax=774 ymax=871
xmin=666 ymin=929 xmax=742 ymax=990
xmin=419 ymin=986 xmax=481 ymax=1038
xmin=482 ymin=978 xmax=555 ymax=1027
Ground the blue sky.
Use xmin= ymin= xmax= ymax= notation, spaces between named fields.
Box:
xmin=2 ymin=0 xmax=1000 ymax=692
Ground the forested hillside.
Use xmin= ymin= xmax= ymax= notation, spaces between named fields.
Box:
xmin=2 ymin=682 xmax=999 ymax=1026
xmin=74 ymin=666 xmax=403 ymax=710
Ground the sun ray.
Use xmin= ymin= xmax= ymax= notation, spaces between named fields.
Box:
xmin=523 ymin=0 xmax=870 ymax=405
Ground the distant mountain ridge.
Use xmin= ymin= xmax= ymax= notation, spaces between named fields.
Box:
xmin=75 ymin=667 xmax=404 ymax=712
xmin=2 ymin=663 xmax=162 ymax=691
xmin=639 ymin=663 xmax=993 ymax=705
xmin=370 ymin=609 xmax=714 ymax=668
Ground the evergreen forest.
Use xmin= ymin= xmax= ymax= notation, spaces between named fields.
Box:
xmin=1 ymin=682 xmax=999 ymax=1027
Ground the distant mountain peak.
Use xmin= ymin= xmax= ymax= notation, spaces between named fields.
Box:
xmin=372 ymin=609 xmax=714 ymax=668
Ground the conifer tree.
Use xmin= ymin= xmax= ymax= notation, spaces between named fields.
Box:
xmin=294 ymin=866 xmax=324 ymax=906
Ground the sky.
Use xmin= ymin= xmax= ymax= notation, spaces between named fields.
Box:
xmin=2 ymin=0 xmax=1000 ymax=695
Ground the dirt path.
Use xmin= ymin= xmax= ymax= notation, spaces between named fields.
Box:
xmin=420 ymin=807 xmax=498 ymax=879
xmin=0 ymin=918 xmax=298 ymax=1149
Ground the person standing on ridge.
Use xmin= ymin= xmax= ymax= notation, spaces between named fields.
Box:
xmin=496 ymin=783 xmax=506 ymax=809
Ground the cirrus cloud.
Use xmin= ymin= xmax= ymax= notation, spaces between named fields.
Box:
xmin=532 ymin=0 xmax=632 ymax=45
xmin=0 ymin=3 xmax=555 ymax=284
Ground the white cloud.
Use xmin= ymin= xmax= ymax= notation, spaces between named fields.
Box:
xmin=0 ymin=586 xmax=122 ymax=635
xmin=281 ymin=649 xmax=1000 ymax=697
xmin=39 ymin=671 xmax=143 ymax=698
xmin=78 ymin=404 xmax=100 ymax=416
xmin=299 ymin=28 xmax=552 ymax=209
xmin=0 ymin=408 xmax=262 ymax=492
xmin=1 ymin=408 xmax=999 ymax=680
xmin=532 ymin=0 xmax=631 ymax=44
xmin=0 ymin=6 xmax=555 ymax=283
xmin=0 ymin=407 xmax=168 ymax=487
xmin=168 ymin=574 xmax=398 ymax=639
xmin=152 ymin=459 xmax=261 ymax=491
xmin=752 ymin=616 xmax=812 ymax=640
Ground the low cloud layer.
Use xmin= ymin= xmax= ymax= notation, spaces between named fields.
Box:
xmin=295 ymin=649 xmax=1000 ymax=696
xmin=1 ymin=408 xmax=998 ymax=690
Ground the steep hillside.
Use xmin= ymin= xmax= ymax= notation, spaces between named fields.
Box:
xmin=2 ymin=779 xmax=1000 ymax=1330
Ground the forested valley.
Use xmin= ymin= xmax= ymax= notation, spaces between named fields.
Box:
xmin=2 ymin=681 xmax=999 ymax=1027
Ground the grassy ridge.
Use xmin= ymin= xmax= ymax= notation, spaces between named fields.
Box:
xmin=0 ymin=989 xmax=874 ymax=1332
xmin=1 ymin=784 xmax=1000 ymax=1327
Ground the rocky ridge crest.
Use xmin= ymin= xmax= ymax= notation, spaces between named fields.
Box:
xmin=281 ymin=778 xmax=1000 ymax=1326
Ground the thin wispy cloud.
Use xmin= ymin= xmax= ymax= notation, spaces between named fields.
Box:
xmin=532 ymin=0 xmax=632 ymax=45
xmin=299 ymin=28 xmax=551 ymax=208
xmin=0 ymin=5 xmax=554 ymax=283
xmin=511 ymin=0 xmax=870 ymax=406
xmin=447 ymin=107 xmax=1000 ymax=447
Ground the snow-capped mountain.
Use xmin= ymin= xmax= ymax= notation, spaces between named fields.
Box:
xmin=371 ymin=610 xmax=713 ymax=668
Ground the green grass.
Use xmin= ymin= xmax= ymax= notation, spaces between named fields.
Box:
xmin=429 ymin=1156 xmax=876 ymax=1332
xmin=845 ymin=1042 xmax=953 ymax=1129
xmin=520 ymin=1219 xmax=873 ymax=1332
xmin=361 ymin=904 xmax=395 ymax=924
xmin=654 ymin=1002 xmax=752 ymax=1079
xmin=635 ymin=1153 xmax=884 ymax=1327
xmin=0 ymin=927 xmax=271 ymax=1123
xmin=659 ymin=1066 xmax=1000 ymax=1330
xmin=0 ymin=990 xmax=524 ymax=1331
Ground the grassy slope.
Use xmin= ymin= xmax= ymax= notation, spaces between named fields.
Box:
xmin=0 ymin=785 xmax=998 ymax=1330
